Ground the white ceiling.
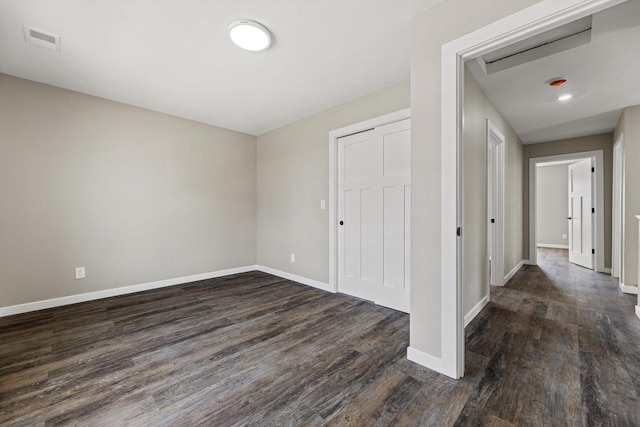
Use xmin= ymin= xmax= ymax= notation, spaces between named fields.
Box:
xmin=468 ymin=0 xmax=640 ymax=144
xmin=0 ymin=0 xmax=439 ymax=136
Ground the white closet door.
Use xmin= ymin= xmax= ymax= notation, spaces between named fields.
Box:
xmin=568 ymin=158 xmax=593 ymax=269
xmin=338 ymin=119 xmax=410 ymax=313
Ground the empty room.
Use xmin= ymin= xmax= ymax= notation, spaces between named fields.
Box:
xmin=1 ymin=0 xmax=640 ymax=425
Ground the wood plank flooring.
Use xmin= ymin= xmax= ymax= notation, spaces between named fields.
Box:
xmin=1 ymin=248 xmax=639 ymax=426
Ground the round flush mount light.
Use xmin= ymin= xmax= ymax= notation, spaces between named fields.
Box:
xmin=228 ymin=20 xmax=271 ymax=51
xmin=558 ymin=94 xmax=573 ymax=101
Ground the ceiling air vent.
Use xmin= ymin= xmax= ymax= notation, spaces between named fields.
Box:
xmin=23 ymin=26 xmax=61 ymax=51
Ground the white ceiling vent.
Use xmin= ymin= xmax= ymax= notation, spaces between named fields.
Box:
xmin=23 ymin=26 xmax=61 ymax=51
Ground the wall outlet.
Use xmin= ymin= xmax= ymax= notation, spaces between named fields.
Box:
xmin=562 ymin=234 xmax=567 ymax=240
xmin=320 ymin=200 xmax=326 ymax=210
xmin=75 ymin=267 xmax=86 ymax=279
xmin=290 ymin=253 xmax=295 ymax=263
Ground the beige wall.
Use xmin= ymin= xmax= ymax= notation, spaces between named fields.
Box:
xmin=410 ymin=0 xmax=539 ymax=358
xmin=463 ymin=66 xmax=524 ymax=315
xmin=523 ymin=133 xmax=613 ymax=267
xmin=256 ymin=81 xmax=410 ymax=283
xmin=536 ymin=164 xmax=570 ymax=246
xmin=615 ymin=106 xmax=640 ymax=288
xmin=0 ymin=74 xmax=257 ymax=307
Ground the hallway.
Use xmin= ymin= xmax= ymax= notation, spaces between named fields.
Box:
xmin=461 ymin=248 xmax=640 ymax=425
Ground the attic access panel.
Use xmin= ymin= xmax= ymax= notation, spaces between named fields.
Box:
xmin=479 ymin=16 xmax=592 ymax=74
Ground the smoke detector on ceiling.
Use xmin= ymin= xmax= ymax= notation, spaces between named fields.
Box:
xmin=547 ymin=78 xmax=568 ymax=87
xmin=23 ymin=26 xmax=61 ymax=51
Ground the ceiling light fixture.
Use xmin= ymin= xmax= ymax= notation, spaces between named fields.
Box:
xmin=228 ymin=20 xmax=271 ymax=51
xmin=558 ymin=94 xmax=573 ymax=101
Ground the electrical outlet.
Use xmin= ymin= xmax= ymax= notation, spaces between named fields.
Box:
xmin=290 ymin=254 xmax=295 ymax=263
xmin=562 ymin=234 xmax=567 ymax=240
xmin=75 ymin=267 xmax=86 ymax=279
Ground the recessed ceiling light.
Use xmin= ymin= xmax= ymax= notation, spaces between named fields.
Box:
xmin=228 ymin=20 xmax=271 ymax=51
xmin=558 ymin=94 xmax=573 ymax=101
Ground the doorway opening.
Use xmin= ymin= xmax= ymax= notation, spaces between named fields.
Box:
xmin=529 ymin=151 xmax=605 ymax=272
xmin=441 ymin=0 xmax=626 ymax=379
xmin=532 ymin=154 xmax=605 ymax=271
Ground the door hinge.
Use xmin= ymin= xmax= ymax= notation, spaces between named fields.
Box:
xmin=592 ymin=249 xmax=595 ymax=254
xmin=592 ymin=167 xmax=595 ymax=173
xmin=457 ymin=227 xmax=462 ymax=237
xmin=592 ymin=208 xmax=595 ymax=214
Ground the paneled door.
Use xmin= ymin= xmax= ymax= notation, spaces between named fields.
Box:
xmin=337 ymin=119 xmax=411 ymax=313
xmin=486 ymin=121 xmax=505 ymax=288
xmin=568 ymin=158 xmax=593 ymax=269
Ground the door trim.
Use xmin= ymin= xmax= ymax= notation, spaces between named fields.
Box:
xmin=486 ymin=120 xmax=505 ymax=290
xmin=612 ymin=133 xmax=624 ymax=279
xmin=529 ymin=150 xmax=605 ymax=272
xmin=328 ymin=108 xmax=411 ymax=293
xmin=441 ymin=0 xmax=625 ymax=379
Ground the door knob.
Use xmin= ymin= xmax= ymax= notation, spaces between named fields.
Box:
xmin=567 ymin=217 xmax=572 ymax=220
xmin=339 ymin=221 xmax=344 ymax=226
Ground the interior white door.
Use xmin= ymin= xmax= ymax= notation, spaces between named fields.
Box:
xmin=488 ymin=141 xmax=496 ymax=286
xmin=338 ymin=119 xmax=411 ymax=313
xmin=486 ymin=121 xmax=505 ymax=289
xmin=568 ymin=158 xmax=593 ymax=269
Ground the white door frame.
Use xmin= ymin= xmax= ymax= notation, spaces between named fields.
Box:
xmin=612 ymin=133 xmax=624 ymax=279
xmin=486 ymin=120 xmax=505 ymax=290
xmin=328 ymin=108 xmax=411 ymax=293
xmin=529 ymin=151 xmax=604 ymax=271
xmin=441 ymin=0 xmax=625 ymax=379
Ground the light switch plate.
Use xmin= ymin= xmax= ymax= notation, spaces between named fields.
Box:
xmin=320 ymin=200 xmax=326 ymax=210
xmin=75 ymin=267 xmax=86 ymax=279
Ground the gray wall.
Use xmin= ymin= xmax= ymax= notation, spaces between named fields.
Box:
xmin=410 ymin=0 xmax=540 ymax=358
xmin=615 ymin=106 xmax=640 ymax=289
xmin=536 ymin=164 xmax=569 ymax=247
xmin=256 ymin=81 xmax=410 ymax=283
xmin=463 ymin=66 xmax=524 ymax=315
xmin=0 ymin=74 xmax=257 ymax=307
xmin=523 ymin=133 xmax=613 ymax=266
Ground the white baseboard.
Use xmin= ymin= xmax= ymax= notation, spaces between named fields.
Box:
xmin=1 ymin=264 xmax=335 ymax=318
xmin=636 ymin=306 xmax=640 ymax=320
xmin=255 ymin=265 xmax=334 ymax=293
xmin=537 ymin=243 xmax=569 ymax=249
xmin=504 ymin=259 xmax=526 ymax=283
xmin=0 ymin=265 xmax=257 ymax=318
xmin=600 ymin=268 xmax=612 ymax=274
xmin=464 ymin=295 xmax=489 ymax=327
xmin=619 ymin=282 xmax=638 ymax=295
xmin=407 ymin=346 xmax=455 ymax=379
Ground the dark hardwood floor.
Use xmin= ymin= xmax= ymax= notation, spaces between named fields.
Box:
xmin=462 ymin=249 xmax=640 ymax=426
xmin=1 ymin=248 xmax=639 ymax=426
